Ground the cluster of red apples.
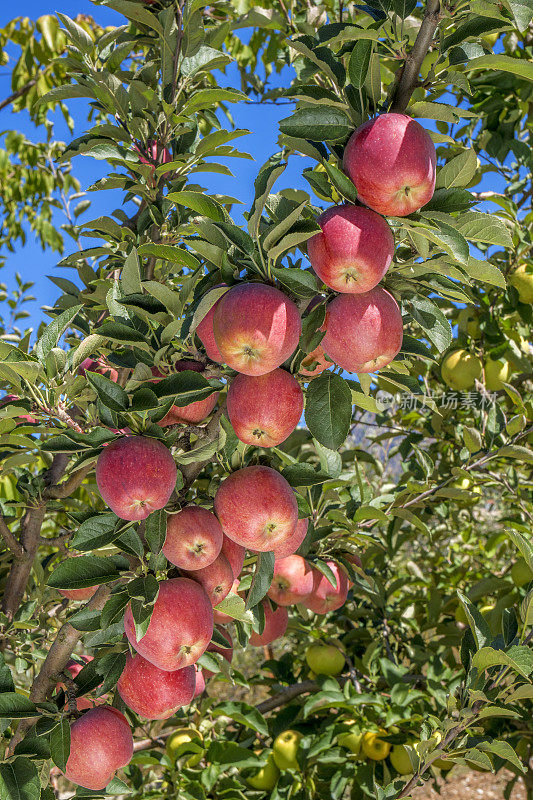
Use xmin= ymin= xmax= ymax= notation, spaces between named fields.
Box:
xmin=60 ymin=113 xmax=435 ymax=791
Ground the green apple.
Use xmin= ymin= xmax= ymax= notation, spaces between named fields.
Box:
xmin=457 ymin=308 xmax=481 ymax=339
xmin=273 ymin=730 xmax=301 ymax=771
xmin=166 ymin=729 xmax=203 ymax=767
xmin=441 ymin=349 xmax=482 ymax=391
xmin=510 ymin=265 xmax=533 ymax=304
xmin=389 ymin=743 xmax=417 ymax=775
xmin=511 ymin=559 xmax=533 ymax=587
xmin=305 ymin=644 xmax=345 ymax=676
xmin=362 ymin=730 xmax=391 ymax=761
xmin=247 ymin=753 xmax=280 ymax=790
xmin=484 ymin=357 xmax=512 ymax=391
xmin=337 ymin=721 xmax=363 ymax=756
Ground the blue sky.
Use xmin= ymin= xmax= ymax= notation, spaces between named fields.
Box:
xmin=0 ymin=1 xmax=503 ymax=334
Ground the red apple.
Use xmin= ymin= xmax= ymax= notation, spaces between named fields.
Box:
xmin=63 ymin=706 xmax=133 ymax=790
xmin=152 ymin=361 xmax=219 ymax=426
xmin=196 ymin=290 xmax=226 ymax=363
xmin=249 ymin=600 xmax=289 ymax=646
xmin=96 ymin=436 xmax=177 ymax=521
xmin=181 ymin=551 xmax=234 ymax=607
xmin=268 ymin=555 xmax=314 ymax=607
xmin=58 ymin=586 xmax=98 ymax=602
xmin=221 ymin=535 xmax=246 ymax=579
xmin=213 ymin=283 xmax=302 ymax=376
xmin=163 ymin=506 xmax=223 ymax=570
xmin=56 ymin=656 xmax=102 ymax=711
xmin=124 ymin=578 xmax=213 ymax=671
xmin=307 ymin=205 xmax=394 ymax=294
xmin=227 ymin=369 xmax=304 ymax=448
xmin=343 ymin=113 xmax=436 ymax=217
xmin=273 ymin=518 xmax=308 ymax=559
xmin=193 ymin=665 xmax=206 ymax=698
xmin=305 ymin=562 xmax=348 ymax=614
xmin=0 ymin=394 xmax=36 ymax=424
xmin=321 ymin=288 xmax=403 ymax=373
xmin=117 ymin=653 xmax=195 ymax=719
xmin=78 ymin=358 xmax=119 ymax=383
xmin=214 ymin=466 xmax=298 ymax=552
xmin=299 ymin=344 xmax=330 ymax=379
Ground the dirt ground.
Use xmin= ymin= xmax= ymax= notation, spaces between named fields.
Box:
xmin=412 ymin=768 xmax=525 ymax=799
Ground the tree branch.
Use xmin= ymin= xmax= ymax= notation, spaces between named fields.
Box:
xmin=0 ymin=78 xmax=38 ymax=113
xmin=179 ymin=405 xmax=226 ymax=489
xmin=389 ymin=0 xmax=441 ymax=113
xmin=0 ymin=517 xmax=23 ymax=558
xmin=45 ymin=463 xmax=93 ymax=500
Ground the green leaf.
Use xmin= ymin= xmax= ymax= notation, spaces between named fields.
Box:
xmin=456 ymin=590 xmax=492 ymax=649
xmin=70 ymin=514 xmax=121 ymax=551
xmin=0 ymin=694 xmax=38 ymax=719
xmin=466 ymin=54 xmax=533 ymax=82
xmin=464 ymin=257 xmax=506 ymax=288
xmin=436 ymin=148 xmax=477 ymax=189
xmin=212 ymin=702 xmax=268 ymax=736
xmin=442 ymin=16 xmax=508 ymax=51
xmin=478 ymin=740 xmax=525 ymax=772
xmin=0 ymin=759 xmax=40 ymax=800
xmin=97 ymin=321 xmax=148 ymax=344
xmin=214 ymin=594 xmax=253 ymax=623
xmin=279 ymin=107 xmax=352 ymax=142
xmin=268 ymin=220 xmax=320 ymax=261
xmin=322 ymin=161 xmax=358 ymax=203
xmin=305 ymin=372 xmax=352 ymax=451
xmin=145 ymin=510 xmax=167 ymax=555
xmin=86 ymin=371 xmax=129 ymax=412
xmin=50 ymin=720 xmax=71 ymax=772
xmin=121 ymin=249 xmax=142 ymax=295
xmin=348 ymin=39 xmax=373 ymax=88
xmin=507 ymin=0 xmax=533 ymax=30
xmin=151 ymin=371 xmax=221 ymax=405
xmin=471 ymin=645 xmax=533 ymax=679
xmin=246 ymin=552 xmax=275 ymax=610
xmin=34 ymin=306 xmax=82 ymax=362
xmin=0 ymin=654 xmax=15 ymax=694
xmin=422 ymin=188 xmax=476 ymax=213
xmin=167 ymin=190 xmax=227 ymax=222
xmin=57 ymin=12 xmax=93 ymax=52
xmin=282 ymin=463 xmax=330 ymax=487
xmin=248 ymin=154 xmax=286 ymax=236
xmin=137 ymin=244 xmax=200 ymax=270
xmin=272 ymin=267 xmax=320 ymax=297
xmin=455 ymin=212 xmax=513 ymax=248
xmin=507 ymin=529 xmax=533 ymax=572
xmin=47 ymin=556 xmax=120 ymax=590
xmin=406 ymin=295 xmax=452 ymax=352
xmin=498 ymin=445 xmax=533 ymax=463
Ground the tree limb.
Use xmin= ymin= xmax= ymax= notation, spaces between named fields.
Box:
xmin=0 ymin=78 xmax=38 ymax=113
xmin=0 ymin=517 xmax=23 ymax=558
xmin=45 ymin=463 xmax=93 ymax=500
xmin=389 ymin=0 xmax=441 ymax=113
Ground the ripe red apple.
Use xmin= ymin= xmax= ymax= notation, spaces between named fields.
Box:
xmin=249 ymin=600 xmax=289 ymax=646
xmin=273 ymin=518 xmax=308 ymax=559
xmin=193 ymin=665 xmax=206 ymax=698
xmin=213 ymin=283 xmax=302 ymax=376
xmin=214 ymin=466 xmax=298 ymax=552
xmin=343 ymin=113 xmax=436 ymax=217
xmin=152 ymin=361 xmax=219 ymax=426
xmin=307 ymin=205 xmax=394 ymax=294
xmin=227 ymin=369 xmax=304 ymax=447
xmin=124 ymin=578 xmax=213 ymax=671
xmin=0 ymin=394 xmax=36 ymax=424
xmin=268 ymin=555 xmax=314 ymax=606
xmin=63 ymin=706 xmax=133 ymax=790
xmin=117 ymin=653 xmax=195 ymax=719
xmin=58 ymin=585 xmax=98 ymax=602
xmin=213 ymin=577 xmax=241 ymax=624
xmin=221 ymin=536 xmax=246 ymax=579
xmin=96 ymin=436 xmax=177 ymax=521
xmin=305 ymin=562 xmax=348 ymax=614
xmin=196 ymin=290 xmax=226 ymax=363
xmin=299 ymin=344 xmax=330 ymax=379
xmin=78 ymin=358 xmax=119 ymax=383
xmin=321 ymin=288 xmax=403 ymax=373
xmin=163 ymin=506 xmax=223 ymax=570
xmin=181 ymin=551 xmax=234 ymax=607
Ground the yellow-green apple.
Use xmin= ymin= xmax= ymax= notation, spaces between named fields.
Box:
xmin=273 ymin=518 xmax=308 ymax=559
xmin=214 ymin=466 xmax=298 ymax=551
xmin=63 ymin=706 xmax=133 ymax=790
xmin=124 ymin=578 xmax=213 ymax=670
xmin=362 ymin=730 xmax=391 ymax=760
xmin=484 ymin=357 xmax=512 ymax=391
xmin=117 ymin=653 xmax=195 ymax=719
xmin=307 ymin=204 xmax=394 ymax=293
xmin=511 ymin=559 xmax=533 ymax=587
xmin=221 ymin=535 xmax=246 ymax=579
xmin=299 ymin=344 xmax=331 ymax=379
xmin=343 ymin=113 xmax=436 ymax=216
xmin=182 ymin=551 xmax=234 ymax=607
xmin=152 ymin=361 xmax=219 ymax=426
xmin=273 ymin=730 xmax=302 ymax=770
xmin=166 ymin=728 xmax=203 ymax=766
xmin=305 ymin=562 xmax=349 ymax=614
xmin=321 ymin=288 xmax=403 ymax=373
xmin=338 ymin=722 xmax=363 ymax=755
xmin=78 ymin=358 xmax=118 ymax=382
xmin=163 ymin=505 xmax=223 ymax=570
xmin=226 ymin=368 xmax=304 ymax=447
xmin=195 ymin=288 xmax=226 ymax=363
xmin=305 ymin=644 xmax=345 ymax=675
xmin=457 ymin=308 xmax=481 ymax=339
xmin=510 ymin=264 xmax=533 ymax=303
xmin=213 ymin=283 xmax=302 ymax=376
xmin=268 ymin=555 xmax=314 ymax=606
xmin=96 ymin=436 xmax=177 ymax=521
xmin=247 ymin=753 xmax=280 ymax=790
xmin=249 ymin=600 xmax=289 ymax=646
xmin=390 ymin=744 xmax=416 ymax=774
xmin=441 ymin=349 xmax=482 ymax=390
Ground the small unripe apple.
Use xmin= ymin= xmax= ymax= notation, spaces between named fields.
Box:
xmin=361 ymin=730 xmax=391 ymax=761
xmin=305 ymin=644 xmax=345 ymax=676
xmin=484 ymin=357 xmax=512 ymax=391
xmin=166 ymin=728 xmax=203 ymax=767
xmin=247 ymin=753 xmax=280 ymax=790
xmin=389 ymin=743 xmax=417 ymax=774
xmin=509 ymin=265 xmax=533 ymax=303
xmin=337 ymin=724 xmax=363 ymax=756
xmin=511 ymin=559 xmax=533 ymax=587
xmin=457 ymin=308 xmax=481 ymax=339
xmin=441 ymin=349 xmax=482 ymax=391
xmin=272 ymin=730 xmax=302 ymax=771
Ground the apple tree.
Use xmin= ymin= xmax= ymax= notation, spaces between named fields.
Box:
xmin=0 ymin=1 xmax=532 ymax=800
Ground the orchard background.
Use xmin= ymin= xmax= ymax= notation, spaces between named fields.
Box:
xmin=0 ymin=1 xmax=532 ymax=799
